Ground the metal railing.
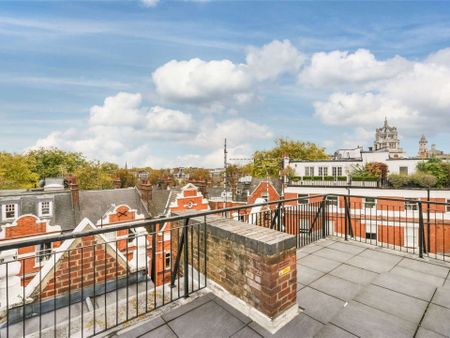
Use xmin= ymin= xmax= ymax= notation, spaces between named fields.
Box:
xmin=0 ymin=195 xmax=310 ymax=338
xmin=0 ymin=193 xmax=448 ymax=337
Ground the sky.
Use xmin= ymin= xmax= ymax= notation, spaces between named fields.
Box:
xmin=1 ymin=1 xmax=450 ymax=168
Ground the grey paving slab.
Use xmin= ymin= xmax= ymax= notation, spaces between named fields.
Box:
xmin=249 ymin=313 xmax=324 ymax=338
xmin=298 ymin=244 xmax=323 ymax=254
xmin=140 ymin=325 xmax=176 ymax=338
xmin=298 ymin=282 xmax=306 ymax=290
xmin=168 ymin=299 xmax=246 ymax=338
xmin=119 ymin=316 xmax=165 ymax=337
xmin=372 ymin=272 xmax=436 ymax=301
xmin=358 ymin=248 xmax=403 ymax=267
xmin=213 ymin=297 xmax=252 ymax=325
xmin=327 ymin=242 xmax=367 ymax=255
xmin=391 ymin=266 xmax=445 ymax=287
xmin=299 ymin=254 xmax=342 ymax=273
xmin=416 ymin=327 xmax=446 ymax=338
xmin=161 ymin=295 xmax=211 ymax=322
xmin=315 ymin=239 xmax=336 ymax=247
xmin=421 ymin=304 xmax=450 ymax=337
xmin=310 ymin=275 xmax=362 ymax=301
xmin=297 ymin=251 xmax=310 ymax=259
xmin=313 ymin=247 xmax=355 ymax=263
xmin=297 ymin=264 xmax=327 ymax=285
xmin=330 ymin=301 xmax=417 ymax=338
xmin=398 ymin=258 xmax=450 ymax=278
xmin=231 ymin=326 xmax=262 ymax=338
xmin=330 ymin=264 xmax=379 ymax=285
xmin=354 ymin=284 xmax=428 ymax=324
xmin=431 ymin=287 xmax=450 ymax=309
xmin=297 ymin=287 xmax=346 ymax=323
xmin=346 ymin=254 xmax=402 ymax=273
xmin=313 ymin=324 xmax=358 ymax=338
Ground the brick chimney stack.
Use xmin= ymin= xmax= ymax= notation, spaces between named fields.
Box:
xmin=70 ymin=183 xmax=80 ymax=209
xmin=138 ymin=181 xmax=153 ymax=209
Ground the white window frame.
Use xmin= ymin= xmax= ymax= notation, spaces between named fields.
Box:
xmin=2 ymin=203 xmax=18 ymax=221
xmin=35 ymin=242 xmax=52 ymax=266
xmin=332 ymin=166 xmax=343 ymax=177
xmin=327 ymin=196 xmax=338 ymax=207
xmin=365 ymin=223 xmax=377 ymax=240
xmin=165 ymin=252 xmax=171 ymax=270
xmin=364 ymin=198 xmax=376 ymax=209
xmin=305 ymin=167 xmax=314 ymax=176
xmin=405 ymin=198 xmax=418 ymax=211
xmin=38 ymin=200 xmax=53 ymax=217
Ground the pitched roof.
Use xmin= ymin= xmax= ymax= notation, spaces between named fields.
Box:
xmin=79 ymin=188 xmax=149 ymax=225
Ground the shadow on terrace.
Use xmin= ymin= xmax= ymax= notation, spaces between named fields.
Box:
xmin=0 ymin=195 xmax=449 ymax=337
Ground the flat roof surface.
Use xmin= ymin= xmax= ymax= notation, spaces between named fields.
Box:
xmin=116 ymin=238 xmax=450 ymax=337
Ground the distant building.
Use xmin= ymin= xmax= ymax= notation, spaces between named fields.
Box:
xmin=373 ymin=118 xmax=406 ymax=159
xmin=417 ymin=135 xmax=449 ymax=159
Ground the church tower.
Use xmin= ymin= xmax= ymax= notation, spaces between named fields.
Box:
xmin=418 ymin=135 xmax=428 ymax=158
xmin=373 ymin=118 xmax=405 ymax=158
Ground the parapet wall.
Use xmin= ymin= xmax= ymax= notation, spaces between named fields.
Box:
xmin=190 ymin=215 xmax=298 ymax=332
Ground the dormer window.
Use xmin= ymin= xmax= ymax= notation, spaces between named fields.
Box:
xmin=2 ymin=203 xmax=17 ymax=221
xmin=39 ymin=200 xmax=53 ymax=217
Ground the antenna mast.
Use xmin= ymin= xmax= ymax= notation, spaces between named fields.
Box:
xmin=224 ymin=138 xmax=228 ymax=205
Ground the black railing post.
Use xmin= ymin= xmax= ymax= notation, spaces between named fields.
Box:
xmin=321 ymin=199 xmax=326 ymax=238
xmin=278 ymin=202 xmax=283 ymax=232
xmin=427 ymin=189 xmax=430 ymax=254
xmin=171 ymin=218 xmax=188 ymax=287
xmin=151 ymin=223 xmax=157 ymax=283
xmin=344 ymin=196 xmax=348 ymax=241
xmin=183 ymin=219 xmax=189 ymax=298
xmin=418 ymin=201 xmax=425 ymax=258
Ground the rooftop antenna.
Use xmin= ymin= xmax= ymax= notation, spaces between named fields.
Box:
xmin=224 ymin=138 xmax=228 ymax=206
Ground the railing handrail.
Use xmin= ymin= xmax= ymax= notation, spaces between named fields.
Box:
xmin=0 ymin=194 xmax=328 ymax=251
xmin=326 ymin=193 xmax=450 ymax=206
xmin=0 ymin=192 xmax=448 ymax=252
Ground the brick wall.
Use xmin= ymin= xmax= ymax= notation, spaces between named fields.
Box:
xmin=190 ymin=216 xmax=297 ymax=322
xmin=33 ymin=236 xmax=128 ymax=300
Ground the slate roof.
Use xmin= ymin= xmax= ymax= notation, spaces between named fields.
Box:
xmin=147 ymin=189 xmax=172 ymax=217
xmin=79 ymin=188 xmax=149 ymax=224
xmin=0 ymin=190 xmax=76 ymax=232
xmin=0 ymin=187 xmax=150 ymax=232
xmin=235 ymin=177 xmax=282 ymax=202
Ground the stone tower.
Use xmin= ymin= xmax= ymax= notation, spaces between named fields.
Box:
xmin=418 ymin=135 xmax=428 ymax=158
xmin=373 ymin=118 xmax=405 ymax=158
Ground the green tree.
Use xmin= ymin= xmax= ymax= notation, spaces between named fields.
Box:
xmin=116 ymin=168 xmax=137 ymax=188
xmin=75 ymin=161 xmax=113 ymax=190
xmin=417 ymin=159 xmax=449 ymax=187
xmin=0 ymin=152 xmax=39 ymax=189
xmin=253 ymin=138 xmax=328 ymax=178
xmin=186 ymin=168 xmax=211 ymax=182
xmin=26 ymin=148 xmax=86 ymax=179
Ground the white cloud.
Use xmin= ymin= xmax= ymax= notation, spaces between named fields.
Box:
xmin=193 ymin=117 xmax=273 ymax=148
xmin=90 ymin=92 xmax=143 ymax=127
xmin=313 ymin=92 xmax=415 ymax=127
xmin=152 ymin=58 xmax=252 ymax=104
xmin=246 ymin=39 xmax=304 ymax=81
xmin=309 ymin=48 xmax=450 ymax=142
xmin=299 ymin=49 xmax=411 ymax=89
xmin=152 ymin=39 xmax=303 ymax=106
xmin=33 ymin=92 xmax=273 ymax=167
xmin=141 ymin=0 xmax=159 ymax=7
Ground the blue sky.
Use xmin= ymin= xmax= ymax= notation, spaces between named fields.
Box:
xmin=1 ymin=1 xmax=450 ymax=167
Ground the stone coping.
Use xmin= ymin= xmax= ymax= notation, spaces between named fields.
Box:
xmin=182 ymin=213 xmax=296 ymax=256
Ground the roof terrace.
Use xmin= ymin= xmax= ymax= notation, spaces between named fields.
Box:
xmin=0 ymin=195 xmax=449 ymax=337
xmin=113 ymin=237 xmax=450 ymax=338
